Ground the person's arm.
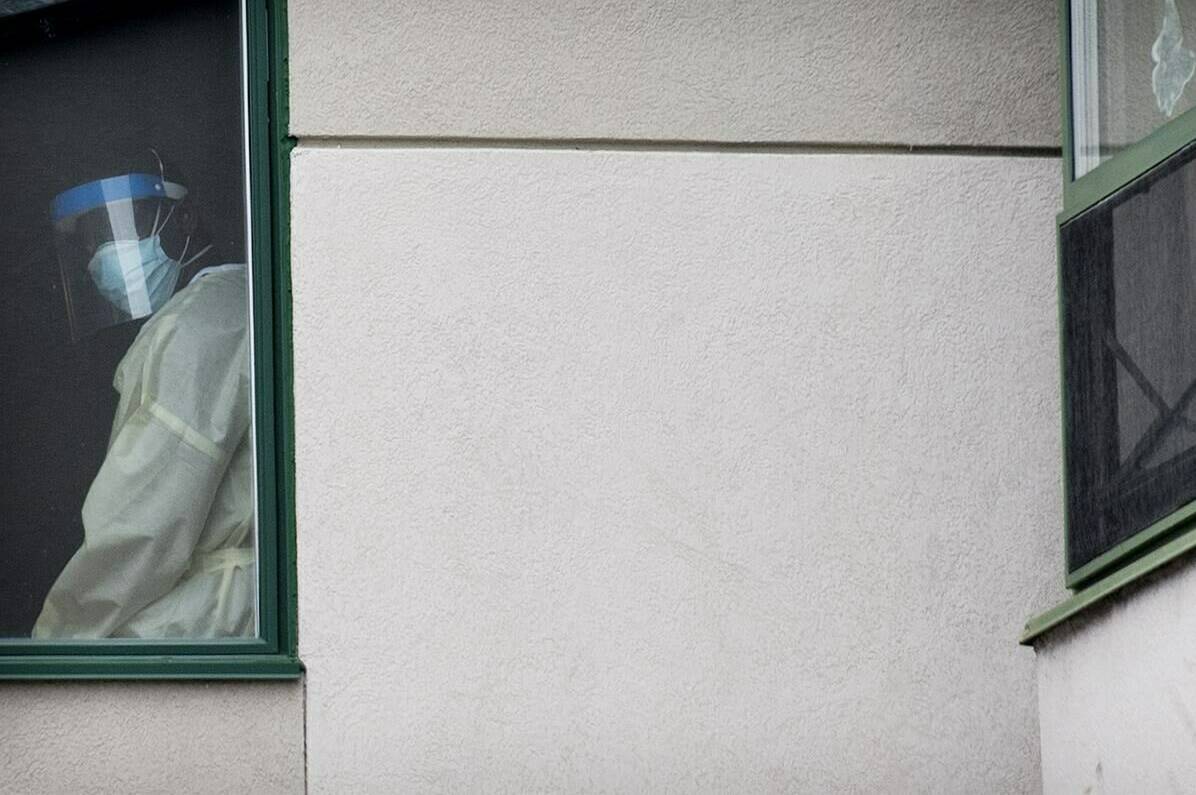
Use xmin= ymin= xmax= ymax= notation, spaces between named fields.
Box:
xmin=32 ymin=402 xmax=235 ymax=638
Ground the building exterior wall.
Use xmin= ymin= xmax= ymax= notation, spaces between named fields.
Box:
xmin=288 ymin=0 xmax=1059 ymax=147
xmin=293 ymin=149 xmax=1063 ymax=793
xmin=1 ymin=2 xmax=1064 ymax=793
xmin=1036 ymin=557 xmax=1196 ymax=792
xmin=0 ymin=683 xmax=304 ymax=793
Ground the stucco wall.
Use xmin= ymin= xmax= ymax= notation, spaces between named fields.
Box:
xmin=292 ymin=148 xmax=1064 ymax=792
xmin=1 ymin=2 xmax=1064 ymax=792
xmin=0 ymin=682 xmax=305 ymax=793
xmin=289 ymin=0 xmax=1059 ymax=147
xmin=1036 ymin=556 xmax=1196 ymax=793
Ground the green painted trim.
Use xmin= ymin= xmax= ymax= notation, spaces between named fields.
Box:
xmin=1022 ymin=522 xmax=1196 ymax=645
xmin=248 ymin=0 xmax=280 ymax=655
xmin=1058 ymin=0 xmax=1074 ymax=187
xmin=1055 ymin=214 xmax=1073 ymax=581
xmin=0 ymin=0 xmax=299 ymax=680
xmin=267 ymin=0 xmax=299 ymax=660
xmin=0 ymin=655 xmax=303 ymax=681
xmin=1066 ymin=500 xmax=1196 ymax=588
xmin=0 ymin=638 xmax=273 ymax=656
xmin=1061 ymin=106 xmax=1196 ymax=222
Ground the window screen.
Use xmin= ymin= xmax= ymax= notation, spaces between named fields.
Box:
xmin=1061 ymin=143 xmax=1196 ymax=573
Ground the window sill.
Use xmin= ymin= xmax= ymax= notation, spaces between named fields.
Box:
xmin=1021 ymin=522 xmax=1196 ymax=645
xmin=0 ymin=654 xmax=304 ymax=681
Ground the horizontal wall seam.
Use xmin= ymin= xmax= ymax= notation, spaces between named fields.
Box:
xmin=293 ymin=135 xmax=1061 ymax=158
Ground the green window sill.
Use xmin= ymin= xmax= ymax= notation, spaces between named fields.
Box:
xmin=1021 ymin=522 xmax=1196 ymax=645
xmin=0 ymin=654 xmax=304 ymax=681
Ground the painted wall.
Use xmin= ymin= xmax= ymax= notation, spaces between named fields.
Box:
xmin=0 ymin=2 xmax=1065 ymax=793
xmin=1036 ymin=556 xmax=1196 ymax=792
xmin=292 ymin=150 xmax=1064 ymax=792
xmin=289 ymin=0 xmax=1059 ymax=147
xmin=286 ymin=2 xmax=1064 ymax=790
xmin=0 ymin=682 xmax=304 ymax=792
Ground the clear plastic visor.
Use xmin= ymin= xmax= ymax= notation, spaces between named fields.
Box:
xmin=52 ymin=180 xmax=185 ymax=341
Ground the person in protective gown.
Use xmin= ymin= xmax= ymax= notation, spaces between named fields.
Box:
xmin=32 ymin=151 xmax=255 ymax=639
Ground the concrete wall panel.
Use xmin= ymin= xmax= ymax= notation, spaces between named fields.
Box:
xmin=0 ymin=682 xmax=305 ymax=794
xmin=292 ymin=147 xmax=1064 ymax=792
xmin=289 ymin=0 xmax=1059 ymax=148
xmin=1036 ymin=557 xmax=1196 ymax=794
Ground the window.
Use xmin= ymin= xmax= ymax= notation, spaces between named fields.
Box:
xmin=1069 ymin=0 xmax=1196 ymax=177
xmin=1059 ymin=0 xmax=1196 ymax=589
xmin=0 ymin=0 xmax=298 ymax=678
xmin=1061 ymin=144 xmax=1196 ymax=583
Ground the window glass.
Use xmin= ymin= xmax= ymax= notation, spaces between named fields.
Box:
xmin=1060 ymin=143 xmax=1196 ymax=571
xmin=1072 ymin=0 xmax=1196 ymax=177
xmin=0 ymin=0 xmax=257 ymax=640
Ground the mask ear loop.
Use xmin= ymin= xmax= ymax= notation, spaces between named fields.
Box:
xmin=147 ymin=149 xmax=213 ymax=270
xmin=152 ymin=200 xmax=177 ymax=238
xmin=179 ymin=239 xmax=214 ymax=269
xmin=153 ymin=198 xmax=205 ymax=267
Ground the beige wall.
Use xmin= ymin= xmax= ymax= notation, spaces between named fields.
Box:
xmin=1037 ymin=556 xmax=1196 ymax=793
xmin=290 ymin=0 xmax=1060 ymax=148
xmin=292 ymin=149 xmax=1064 ymax=792
xmin=1 ymin=2 xmax=1063 ymax=793
xmin=0 ymin=683 xmax=304 ymax=793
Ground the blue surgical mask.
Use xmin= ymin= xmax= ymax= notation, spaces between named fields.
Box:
xmin=86 ymin=235 xmax=181 ymax=318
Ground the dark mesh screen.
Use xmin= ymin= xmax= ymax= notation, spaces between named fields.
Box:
xmin=1062 ymin=144 xmax=1196 ymax=573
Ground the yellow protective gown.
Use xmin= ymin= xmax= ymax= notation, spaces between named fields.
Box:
xmin=32 ymin=265 xmax=255 ymax=639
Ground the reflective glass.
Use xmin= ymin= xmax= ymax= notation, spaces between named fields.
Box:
xmin=0 ymin=0 xmax=257 ymax=639
xmin=1072 ymin=0 xmax=1196 ymax=177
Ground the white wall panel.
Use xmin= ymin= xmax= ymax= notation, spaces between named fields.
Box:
xmin=292 ymin=147 xmax=1064 ymax=792
xmin=289 ymin=0 xmax=1059 ymax=148
xmin=0 ymin=682 xmax=305 ymax=794
xmin=1037 ymin=557 xmax=1196 ymax=794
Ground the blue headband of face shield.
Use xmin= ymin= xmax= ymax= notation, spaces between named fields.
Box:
xmin=51 ymin=173 xmax=188 ymax=222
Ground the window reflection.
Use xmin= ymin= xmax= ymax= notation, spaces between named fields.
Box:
xmin=0 ymin=0 xmax=256 ymax=639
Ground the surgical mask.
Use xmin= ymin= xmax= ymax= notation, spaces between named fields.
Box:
xmin=86 ymin=235 xmax=182 ymax=318
xmin=84 ymin=201 xmax=212 ymax=319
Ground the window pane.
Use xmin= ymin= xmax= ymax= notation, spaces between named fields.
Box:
xmin=0 ymin=0 xmax=257 ymax=640
xmin=1061 ymin=144 xmax=1196 ymax=571
xmin=1072 ymin=0 xmax=1196 ymax=177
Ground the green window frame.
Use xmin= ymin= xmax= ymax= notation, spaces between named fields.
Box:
xmin=1024 ymin=0 xmax=1196 ymax=643
xmin=0 ymin=0 xmax=300 ymax=680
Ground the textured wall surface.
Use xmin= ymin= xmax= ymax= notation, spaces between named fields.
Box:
xmin=0 ymin=682 xmax=304 ymax=793
xmin=292 ymin=147 xmax=1065 ymax=793
xmin=3 ymin=4 xmax=1066 ymax=791
xmin=289 ymin=0 xmax=1059 ymax=147
xmin=1036 ymin=557 xmax=1196 ymax=793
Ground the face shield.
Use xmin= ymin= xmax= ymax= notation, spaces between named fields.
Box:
xmin=51 ymin=173 xmax=191 ymax=341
